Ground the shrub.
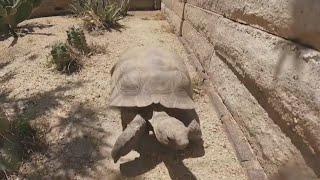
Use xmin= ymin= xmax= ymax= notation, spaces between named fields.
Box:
xmin=71 ymin=0 xmax=130 ymax=31
xmin=0 ymin=0 xmax=42 ymax=36
xmin=50 ymin=42 xmax=81 ymax=73
xmin=67 ymin=26 xmax=89 ymax=54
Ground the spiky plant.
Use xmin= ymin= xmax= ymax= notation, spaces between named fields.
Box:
xmin=102 ymin=3 xmax=122 ymax=27
xmin=117 ymin=0 xmax=130 ymax=16
xmin=67 ymin=26 xmax=89 ymax=54
xmin=50 ymin=42 xmax=80 ymax=73
xmin=0 ymin=0 xmax=42 ymax=36
xmin=71 ymin=0 xmax=130 ymax=30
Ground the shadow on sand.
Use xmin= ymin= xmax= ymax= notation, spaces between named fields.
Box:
xmin=120 ymin=135 xmax=204 ymax=180
xmin=118 ymin=105 xmax=205 ymax=180
xmin=0 ymin=23 xmax=54 ymax=47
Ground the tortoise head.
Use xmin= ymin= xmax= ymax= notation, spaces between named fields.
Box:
xmin=149 ymin=111 xmax=190 ymax=150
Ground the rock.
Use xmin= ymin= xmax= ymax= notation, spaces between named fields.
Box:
xmin=31 ymin=0 xmax=72 ymax=18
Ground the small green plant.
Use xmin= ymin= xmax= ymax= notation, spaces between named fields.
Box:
xmin=117 ymin=0 xmax=130 ymax=16
xmin=0 ymin=0 xmax=42 ymax=36
xmin=67 ymin=26 xmax=89 ymax=54
xmin=0 ymin=107 xmax=8 ymax=131
xmin=103 ymin=3 xmax=123 ymax=27
xmin=0 ymin=114 xmax=44 ymax=178
xmin=50 ymin=42 xmax=81 ymax=73
xmin=49 ymin=26 xmax=97 ymax=74
xmin=71 ymin=0 xmax=130 ymax=31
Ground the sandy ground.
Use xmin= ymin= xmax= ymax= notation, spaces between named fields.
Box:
xmin=0 ymin=11 xmax=247 ymax=179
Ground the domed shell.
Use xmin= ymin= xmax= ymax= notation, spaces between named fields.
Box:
xmin=109 ymin=47 xmax=194 ymax=109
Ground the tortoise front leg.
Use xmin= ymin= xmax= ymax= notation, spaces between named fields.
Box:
xmin=112 ymin=114 xmax=147 ymax=163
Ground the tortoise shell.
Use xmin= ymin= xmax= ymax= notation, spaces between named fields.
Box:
xmin=109 ymin=47 xmax=194 ymax=109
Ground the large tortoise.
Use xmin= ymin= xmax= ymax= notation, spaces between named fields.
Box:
xmin=110 ymin=47 xmax=202 ymax=163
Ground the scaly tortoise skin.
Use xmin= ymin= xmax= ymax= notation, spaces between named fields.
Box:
xmin=110 ymin=47 xmax=202 ymax=163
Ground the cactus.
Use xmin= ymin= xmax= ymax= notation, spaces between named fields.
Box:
xmin=50 ymin=42 xmax=81 ymax=73
xmin=51 ymin=42 xmax=73 ymax=71
xmin=0 ymin=0 xmax=42 ymax=36
xmin=67 ymin=26 xmax=89 ymax=54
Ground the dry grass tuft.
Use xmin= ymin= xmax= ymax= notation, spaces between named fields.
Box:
xmin=153 ymin=12 xmax=166 ymax=20
xmin=89 ymin=43 xmax=108 ymax=55
xmin=141 ymin=13 xmax=166 ymax=21
xmin=192 ymin=74 xmax=205 ymax=97
xmin=27 ymin=54 xmax=38 ymax=61
xmin=161 ymin=24 xmax=175 ymax=34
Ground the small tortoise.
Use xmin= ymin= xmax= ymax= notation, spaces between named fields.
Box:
xmin=109 ymin=47 xmax=202 ymax=163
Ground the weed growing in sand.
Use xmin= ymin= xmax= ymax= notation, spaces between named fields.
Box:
xmin=71 ymin=0 xmax=130 ymax=31
xmin=161 ymin=24 xmax=175 ymax=34
xmin=67 ymin=26 xmax=90 ymax=54
xmin=153 ymin=12 xmax=166 ymax=20
xmin=192 ymin=75 xmax=205 ymax=97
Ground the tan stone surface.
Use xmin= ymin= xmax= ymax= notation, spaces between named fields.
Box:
xmin=184 ymin=4 xmax=320 ymax=161
xmin=187 ymin=0 xmax=320 ymax=51
xmin=162 ymin=0 xmax=185 ymax=18
xmin=179 ymin=19 xmax=318 ymax=178
xmin=161 ymin=4 xmax=182 ymax=35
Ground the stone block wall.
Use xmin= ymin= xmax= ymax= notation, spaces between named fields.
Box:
xmin=162 ymin=0 xmax=320 ymax=179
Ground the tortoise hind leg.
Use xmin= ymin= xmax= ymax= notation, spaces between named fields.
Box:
xmin=112 ymin=114 xmax=147 ymax=163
